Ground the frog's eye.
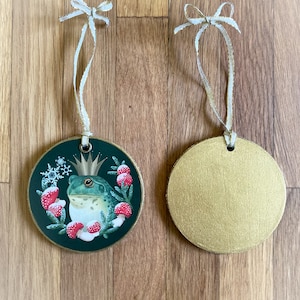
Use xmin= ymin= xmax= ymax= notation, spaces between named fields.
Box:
xmin=84 ymin=178 xmax=93 ymax=187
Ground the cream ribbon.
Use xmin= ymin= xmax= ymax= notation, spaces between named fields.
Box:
xmin=60 ymin=0 xmax=113 ymax=148
xmin=174 ymin=2 xmax=241 ymax=149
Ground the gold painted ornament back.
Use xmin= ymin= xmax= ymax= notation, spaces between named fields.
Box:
xmin=167 ymin=137 xmax=286 ymax=253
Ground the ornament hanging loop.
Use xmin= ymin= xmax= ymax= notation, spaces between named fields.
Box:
xmin=175 ymin=2 xmax=241 ymax=149
xmin=60 ymin=1 xmax=113 ymax=149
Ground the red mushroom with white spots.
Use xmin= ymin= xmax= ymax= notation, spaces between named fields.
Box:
xmin=48 ymin=203 xmax=63 ymax=217
xmin=41 ymin=186 xmax=59 ymax=210
xmin=116 ymin=173 xmax=133 ymax=187
xmin=66 ymin=221 xmax=84 ymax=239
xmin=87 ymin=220 xmax=101 ymax=235
xmin=117 ymin=164 xmax=130 ymax=175
xmin=112 ymin=202 xmax=132 ymax=227
xmin=66 ymin=220 xmax=102 ymax=242
xmin=40 ymin=186 xmax=66 ymax=217
xmin=77 ymin=221 xmax=101 ymax=241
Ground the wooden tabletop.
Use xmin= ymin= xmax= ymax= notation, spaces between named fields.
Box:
xmin=1 ymin=0 xmax=299 ymax=299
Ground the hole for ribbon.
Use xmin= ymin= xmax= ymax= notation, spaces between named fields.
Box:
xmin=79 ymin=142 xmax=93 ymax=153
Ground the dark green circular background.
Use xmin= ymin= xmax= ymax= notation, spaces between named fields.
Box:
xmin=28 ymin=137 xmax=144 ymax=252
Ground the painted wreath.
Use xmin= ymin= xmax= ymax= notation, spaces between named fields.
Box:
xmin=36 ymin=154 xmax=134 ymax=242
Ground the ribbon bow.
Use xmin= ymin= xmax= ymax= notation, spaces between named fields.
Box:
xmin=59 ymin=1 xmax=113 ymax=148
xmin=174 ymin=2 xmax=241 ymax=149
xmin=60 ymin=0 xmax=112 ymax=25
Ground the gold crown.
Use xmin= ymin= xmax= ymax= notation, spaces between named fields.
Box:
xmin=70 ymin=153 xmax=106 ymax=176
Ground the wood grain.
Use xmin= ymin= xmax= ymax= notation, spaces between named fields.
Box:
xmin=0 ymin=184 xmax=9 ymax=299
xmin=274 ymin=0 xmax=300 ymax=187
xmin=117 ymin=0 xmax=168 ymax=17
xmin=1 ymin=0 xmax=300 ymax=299
xmin=274 ymin=188 xmax=300 ymax=300
xmin=219 ymin=240 xmax=273 ymax=300
xmin=0 ymin=0 xmax=11 ymax=182
xmin=9 ymin=0 xmax=63 ymax=299
xmin=114 ymin=17 xmax=168 ymax=299
xmin=233 ymin=1 xmax=274 ymax=153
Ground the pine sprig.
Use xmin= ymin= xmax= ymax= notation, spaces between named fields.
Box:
xmin=46 ymin=224 xmax=65 ymax=230
xmin=110 ymin=191 xmax=123 ymax=202
xmin=46 ymin=211 xmax=60 ymax=224
xmin=128 ymin=185 xmax=133 ymax=202
xmin=45 ymin=209 xmax=67 ymax=232
xmin=112 ymin=156 xmax=120 ymax=166
xmin=107 ymin=170 xmax=117 ymax=175
xmin=36 ymin=190 xmax=43 ymax=196
xmin=60 ymin=208 xmax=66 ymax=224
xmin=58 ymin=228 xmax=66 ymax=235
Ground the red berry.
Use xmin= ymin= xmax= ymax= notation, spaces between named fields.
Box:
xmin=41 ymin=187 xmax=59 ymax=210
xmin=48 ymin=203 xmax=63 ymax=217
xmin=66 ymin=222 xmax=84 ymax=239
xmin=117 ymin=164 xmax=130 ymax=175
xmin=117 ymin=173 xmax=133 ymax=186
xmin=114 ymin=202 xmax=132 ymax=218
xmin=87 ymin=221 xmax=101 ymax=233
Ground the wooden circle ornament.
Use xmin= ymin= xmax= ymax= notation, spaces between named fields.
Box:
xmin=167 ymin=137 xmax=286 ymax=253
xmin=168 ymin=3 xmax=286 ymax=253
xmin=28 ymin=137 xmax=144 ymax=252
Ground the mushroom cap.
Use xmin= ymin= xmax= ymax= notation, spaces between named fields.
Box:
xmin=116 ymin=173 xmax=133 ymax=186
xmin=87 ymin=221 xmax=101 ymax=233
xmin=114 ymin=202 xmax=132 ymax=218
xmin=48 ymin=203 xmax=63 ymax=217
xmin=66 ymin=221 xmax=84 ymax=239
xmin=117 ymin=164 xmax=130 ymax=175
xmin=41 ymin=186 xmax=59 ymax=210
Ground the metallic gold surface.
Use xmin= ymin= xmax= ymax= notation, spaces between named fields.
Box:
xmin=167 ymin=137 xmax=286 ymax=253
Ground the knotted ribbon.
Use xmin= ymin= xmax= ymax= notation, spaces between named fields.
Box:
xmin=175 ymin=2 xmax=241 ymax=149
xmin=60 ymin=0 xmax=113 ymax=149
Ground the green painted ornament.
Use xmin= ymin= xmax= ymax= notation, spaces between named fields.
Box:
xmin=28 ymin=137 xmax=143 ymax=251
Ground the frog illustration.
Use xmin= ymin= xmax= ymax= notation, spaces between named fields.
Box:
xmin=67 ymin=174 xmax=117 ymax=225
xmin=66 ymin=153 xmax=118 ymax=241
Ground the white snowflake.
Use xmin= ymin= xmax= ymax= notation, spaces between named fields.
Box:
xmin=61 ymin=164 xmax=72 ymax=176
xmin=55 ymin=156 xmax=66 ymax=166
xmin=40 ymin=163 xmax=64 ymax=185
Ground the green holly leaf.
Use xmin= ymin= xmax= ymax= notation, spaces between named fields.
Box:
xmin=110 ymin=166 xmax=118 ymax=170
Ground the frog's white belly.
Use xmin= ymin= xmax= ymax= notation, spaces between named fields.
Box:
xmin=68 ymin=194 xmax=109 ymax=225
